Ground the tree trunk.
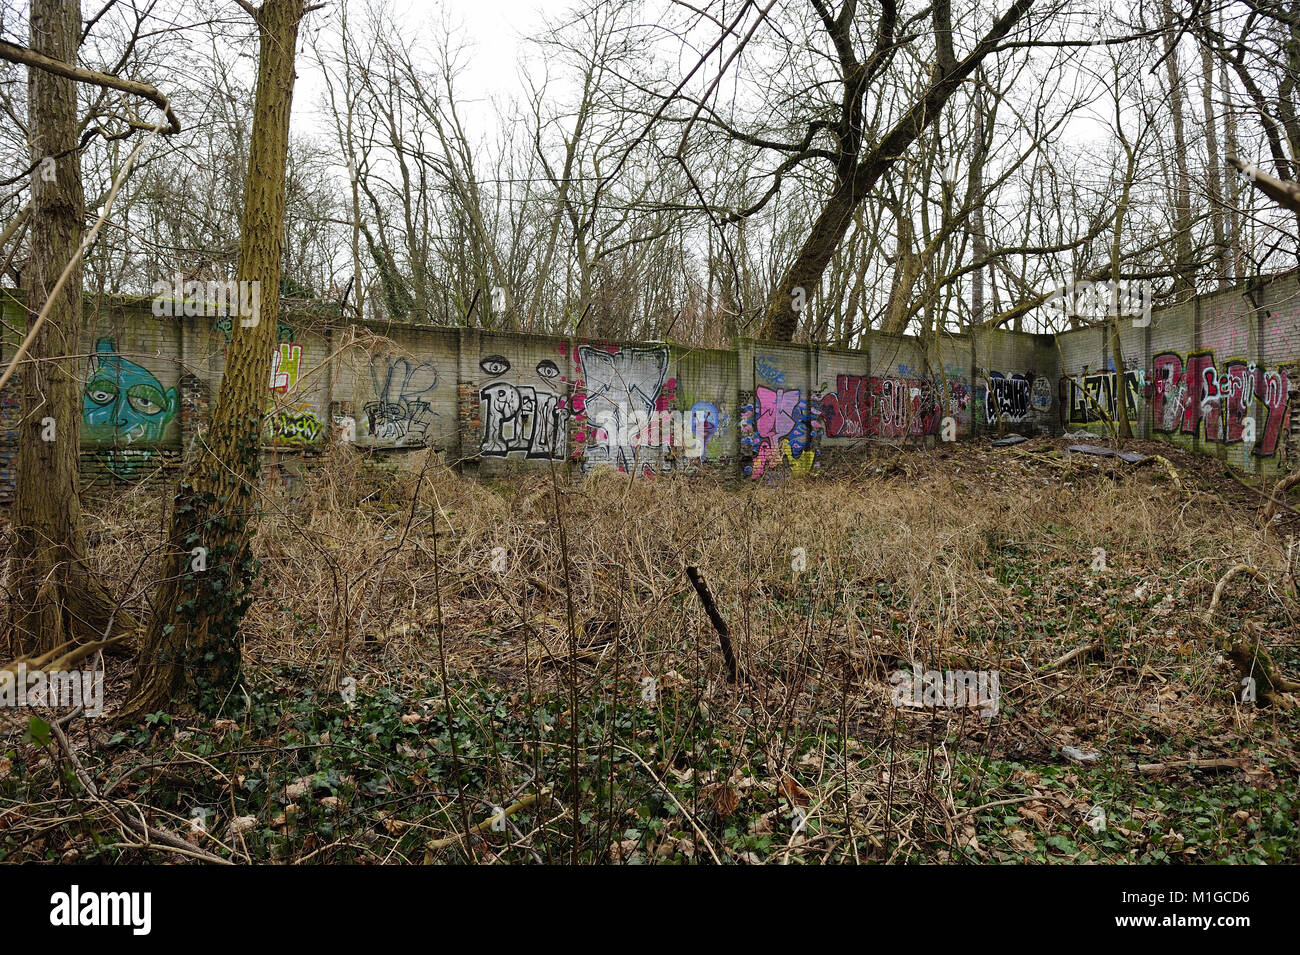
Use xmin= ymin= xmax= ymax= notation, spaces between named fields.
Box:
xmin=758 ymin=0 xmax=1034 ymax=341
xmin=762 ymin=180 xmax=859 ymax=341
xmin=1199 ymin=21 xmax=1227 ymax=288
xmin=1219 ymin=33 xmax=1244 ymax=283
xmin=1160 ymin=0 xmax=1196 ymax=296
xmin=125 ymin=0 xmax=306 ymax=717
xmin=10 ymin=0 xmax=123 ymax=656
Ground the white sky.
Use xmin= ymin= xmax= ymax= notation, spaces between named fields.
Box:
xmin=296 ymin=0 xmax=559 ymax=139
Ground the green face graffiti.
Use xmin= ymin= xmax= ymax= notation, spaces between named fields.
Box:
xmin=83 ymin=338 xmax=178 ymax=475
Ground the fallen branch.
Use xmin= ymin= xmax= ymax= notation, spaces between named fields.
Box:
xmin=48 ymin=718 xmax=232 ymax=864
xmin=1134 ymin=758 xmax=1246 ymax=776
xmin=1042 ymin=640 xmax=1103 ymax=671
xmin=1202 ymin=563 xmax=1267 ymax=625
xmin=1261 ymin=467 xmax=1300 ymax=530
xmin=1011 ymin=446 xmax=1068 ymax=469
xmin=425 ymin=787 xmax=553 ymax=852
xmin=1150 ymin=455 xmax=1183 ymax=491
xmin=1226 ymin=627 xmax=1300 ymax=708
xmin=1203 ymin=571 xmax=1300 ymax=707
xmin=685 ymin=565 xmax=739 ymax=682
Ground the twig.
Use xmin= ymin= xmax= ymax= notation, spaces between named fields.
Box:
xmin=612 ymin=745 xmax=722 ymax=864
xmin=1134 ymin=758 xmax=1246 ymax=776
xmin=685 ymin=565 xmax=739 ymax=682
xmin=48 ymin=718 xmax=231 ymax=864
xmin=1042 ymin=640 xmax=1102 ymax=672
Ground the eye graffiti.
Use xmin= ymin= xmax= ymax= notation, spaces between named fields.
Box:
xmin=478 ymin=354 xmax=569 ymax=460
xmin=83 ymin=339 xmax=178 ymax=443
xmin=82 ymin=338 xmax=179 ymax=478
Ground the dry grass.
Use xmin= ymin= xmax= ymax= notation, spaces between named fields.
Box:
xmin=3 ymin=437 xmax=1298 ymax=863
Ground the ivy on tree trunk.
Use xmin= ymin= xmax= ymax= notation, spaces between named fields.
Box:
xmin=125 ymin=0 xmax=308 ymax=717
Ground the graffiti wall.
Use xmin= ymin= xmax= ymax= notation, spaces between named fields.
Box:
xmin=1151 ymin=351 xmax=1291 ymax=457
xmin=479 ymin=354 xmax=568 ymax=461
xmin=814 ymin=340 xmax=975 ymax=446
xmin=574 ymin=344 xmax=673 ymax=474
xmin=740 ymin=385 xmax=821 ymax=479
xmin=674 ymin=347 xmax=735 ymax=470
xmin=335 ymin=325 xmax=457 ymax=453
xmin=738 ymin=348 xmax=820 ymax=479
xmin=1056 ymin=279 xmax=1299 ymax=473
xmin=5 ymin=273 xmax=1293 ymax=501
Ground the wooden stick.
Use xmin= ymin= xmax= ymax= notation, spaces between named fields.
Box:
xmin=1042 ymin=640 xmax=1102 ymax=671
xmin=685 ymin=565 xmax=738 ymax=682
xmin=1150 ymin=455 xmax=1183 ymax=490
xmin=425 ymin=787 xmax=552 ymax=852
xmin=1134 ymin=758 xmax=1246 ymax=776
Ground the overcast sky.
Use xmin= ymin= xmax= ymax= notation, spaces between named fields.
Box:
xmin=296 ymin=0 xmax=560 ymax=140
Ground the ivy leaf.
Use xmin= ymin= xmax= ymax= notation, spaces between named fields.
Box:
xmin=25 ymin=717 xmax=51 ymax=747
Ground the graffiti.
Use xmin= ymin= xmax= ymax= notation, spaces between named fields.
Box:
xmin=821 ymin=374 xmax=871 ymax=437
xmin=820 ymin=374 xmax=969 ymax=439
xmin=741 ymin=386 xmax=819 ymax=479
xmin=755 ymin=356 xmax=786 ymax=385
xmin=480 ymin=381 xmax=567 ymax=460
xmin=944 ymin=381 xmax=972 ymax=421
xmin=333 ymin=414 xmax=356 ymax=443
xmin=83 ymin=338 xmax=178 ymax=477
xmin=480 ymin=355 xmax=510 ymax=376
xmin=1065 ymin=370 xmax=1143 ymax=424
xmin=270 ymin=343 xmax=305 ymax=395
xmin=1152 ymin=351 xmax=1292 ymax=455
xmin=984 ymin=372 xmax=1031 ymax=423
xmin=329 ymin=401 xmax=356 ymax=443
xmin=536 ymin=360 xmax=560 ymax=381
xmin=1031 ymin=375 xmax=1053 ymax=411
xmin=213 ymin=317 xmax=294 ymax=343
xmin=687 ymin=401 xmax=727 ymax=461
xmin=870 ymin=377 xmax=942 ymax=438
xmin=268 ymin=408 xmax=325 ymax=445
xmin=577 ymin=345 xmax=670 ymax=472
xmin=363 ymin=354 xmax=439 ymax=445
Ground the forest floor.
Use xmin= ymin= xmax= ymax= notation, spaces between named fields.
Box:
xmin=2 ymin=434 xmax=1299 ymax=864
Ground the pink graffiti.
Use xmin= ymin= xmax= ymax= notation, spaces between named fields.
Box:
xmin=756 ymin=386 xmax=799 ymax=444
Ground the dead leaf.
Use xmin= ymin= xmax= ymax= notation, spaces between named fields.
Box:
xmin=779 ymin=775 xmax=812 ymax=807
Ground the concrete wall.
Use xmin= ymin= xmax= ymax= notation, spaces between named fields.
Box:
xmin=10 ymin=274 xmax=1296 ymax=498
xmin=0 ymin=290 xmax=1054 ymax=499
xmin=1056 ymin=272 xmax=1300 ymax=476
